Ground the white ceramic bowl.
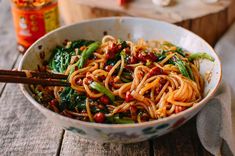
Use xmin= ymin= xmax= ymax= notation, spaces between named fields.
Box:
xmin=19 ymin=17 xmax=222 ymax=143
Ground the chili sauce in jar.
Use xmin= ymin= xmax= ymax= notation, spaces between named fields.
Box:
xmin=11 ymin=0 xmax=59 ymax=53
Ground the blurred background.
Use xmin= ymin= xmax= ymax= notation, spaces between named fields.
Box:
xmin=58 ymin=0 xmax=235 ymax=46
xmin=7 ymin=0 xmax=235 ymax=53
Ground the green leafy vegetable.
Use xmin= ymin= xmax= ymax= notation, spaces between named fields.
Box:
xmin=49 ymin=46 xmax=74 ymax=73
xmin=118 ymin=39 xmax=128 ymax=49
xmin=106 ymin=114 xmax=135 ymax=124
xmin=48 ymin=40 xmax=94 ymax=73
xmin=162 ymin=41 xmax=185 ymax=56
xmin=68 ymin=40 xmax=94 ymax=51
xmin=120 ymin=76 xmax=132 ymax=83
xmin=120 ymin=50 xmax=126 ymax=59
xmin=90 ymin=82 xmax=115 ymax=102
xmin=77 ymin=41 xmax=100 ymax=69
xmin=188 ymin=52 xmax=214 ymax=62
xmin=33 ymin=87 xmax=54 ymax=104
xmin=185 ymin=63 xmax=194 ymax=80
xmin=59 ymin=87 xmax=86 ymax=111
xmin=175 ymin=47 xmax=185 ymax=57
xmin=175 ymin=59 xmax=190 ymax=79
xmin=156 ymin=53 xmax=166 ymax=61
xmin=120 ymin=71 xmax=133 ymax=83
xmin=113 ymin=114 xmax=135 ymax=124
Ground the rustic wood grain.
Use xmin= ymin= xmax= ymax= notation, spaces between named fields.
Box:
xmin=176 ymin=20 xmax=191 ymax=30
xmin=60 ymin=131 xmax=150 ymax=156
xmin=152 ymin=118 xmax=212 ymax=156
xmin=59 ymin=0 xmax=126 ymax=25
xmin=175 ymin=6 xmax=230 ymax=46
xmin=0 ymin=55 xmax=64 ymax=155
xmin=59 ymin=0 xmax=235 ymax=46
xmin=59 ymin=119 xmax=212 ymax=156
xmin=228 ymin=0 xmax=235 ymax=25
xmin=190 ymin=12 xmax=220 ymax=46
xmin=0 ymin=83 xmax=64 ymax=156
xmin=59 ymin=0 xmax=231 ymax=23
xmin=0 ymin=0 xmax=20 ymax=91
xmin=216 ymin=8 xmax=229 ymax=43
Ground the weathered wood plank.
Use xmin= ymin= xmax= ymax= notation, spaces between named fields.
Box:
xmin=0 ymin=0 xmax=19 ymax=69
xmin=60 ymin=131 xmax=150 ymax=156
xmin=216 ymin=8 xmax=229 ymax=43
xmin=59 ymin=0 xmax=235 ymax=47
xmin=0 ymin=0 xmax=21 ymax=91
xmin=152 ymin=118 xmax=212 ymax=156
xmin=59 ymin=0 xmax=231 ymax=24
xmin=0 ymin=55 xmax=64 ymax=155
xmin=228 ymin=0 xmax=235 ymax=25
xmin=0 ymin=82 xmax=64 ymax=156
xmin=176 ymin=20 xmax=191 ymax=30
xmin=60 ymin=118 xmax=212 ymax=156
xmin=190 ymin=12 xmax=220 ymax=46
xmin=59 ymin=0 xmax=126 ymax=24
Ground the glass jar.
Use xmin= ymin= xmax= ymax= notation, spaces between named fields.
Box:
xmin=11 ymin=0 xmax=59 ymax=53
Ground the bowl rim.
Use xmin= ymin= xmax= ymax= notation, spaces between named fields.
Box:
xmin=18 ymin=16 xmax=222 ymax=129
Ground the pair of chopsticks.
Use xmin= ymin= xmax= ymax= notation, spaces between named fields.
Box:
xmin=0 ymin=69 xmax=70 ymax=86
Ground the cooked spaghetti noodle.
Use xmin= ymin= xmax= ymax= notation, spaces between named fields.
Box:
xmin=31 ymin=36 xmax=214 ymax=124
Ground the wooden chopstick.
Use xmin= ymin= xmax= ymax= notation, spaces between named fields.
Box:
xmin=0 ymin=70 xmax=70 ymax=86
xmin=0 ymin=69 xmax=68 ymax=79
xmin=0 ymin=76 xmax=70 ymax=86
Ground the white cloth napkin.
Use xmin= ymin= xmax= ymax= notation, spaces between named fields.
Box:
xmin=197 ymin=23 xmax=235 ymax=156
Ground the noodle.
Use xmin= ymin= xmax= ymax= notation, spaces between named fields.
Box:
xmin=32 ymin=35 xmax=212 ymax=124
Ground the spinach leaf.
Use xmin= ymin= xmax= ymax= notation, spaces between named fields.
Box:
xmin=48 ymin=40 xmax=94 ymax=73
xmin=59 ymin=87 xmax=86 ymax=111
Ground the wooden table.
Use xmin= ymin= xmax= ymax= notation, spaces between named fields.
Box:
xmin=0 ymin=1 xmax=213 ymax=155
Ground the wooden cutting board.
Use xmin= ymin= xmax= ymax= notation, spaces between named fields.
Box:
xmin=59 ymin=0 xmax=235 ymax=46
